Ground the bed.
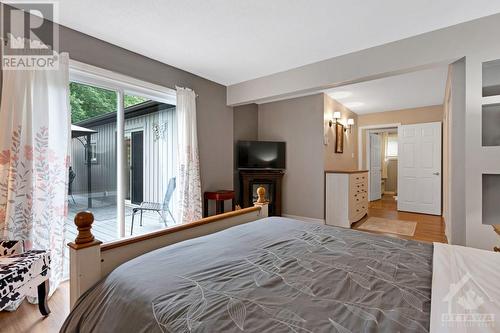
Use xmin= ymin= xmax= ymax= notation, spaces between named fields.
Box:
xmin=62 ymin=197 xmax=500 ymax=333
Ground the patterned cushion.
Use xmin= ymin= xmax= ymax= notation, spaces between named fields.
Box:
xmin=0 ymin=250 xmax=50 ymax=310
xmin=0 ymin=241 xmax=24 ymax=256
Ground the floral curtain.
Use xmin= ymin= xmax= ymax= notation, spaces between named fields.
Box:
xmin=176 ymin=87 xmax=202 ymax=224
xmin=0 ymin=53 xmax=70 ymax=300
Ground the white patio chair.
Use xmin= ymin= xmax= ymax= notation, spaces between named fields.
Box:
xmin=130 ymin=177 xmax=176 ymax=235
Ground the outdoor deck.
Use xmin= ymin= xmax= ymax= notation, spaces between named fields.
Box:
xmin=65 ymin=195 xmax=176 ymax=244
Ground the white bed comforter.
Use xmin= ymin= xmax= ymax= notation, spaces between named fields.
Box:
xmin=430 ymin=242 xmax=500 ymax=333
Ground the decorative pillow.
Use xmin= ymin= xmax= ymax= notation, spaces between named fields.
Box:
xmin=0 ymin=241 xmax=24 ymax=257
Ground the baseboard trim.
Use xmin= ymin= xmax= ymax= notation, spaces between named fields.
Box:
xmin=282 ymin=214 xmax=325 ymax=224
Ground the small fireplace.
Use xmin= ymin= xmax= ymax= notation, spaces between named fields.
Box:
xmin=240 ymin=170 xmax=284 ymax=216
xmin=251 ymin=182 xmax=274 ymax=205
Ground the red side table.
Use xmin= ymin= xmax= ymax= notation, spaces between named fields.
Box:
xmin=203 ymin=190 xmax=235 ymax=217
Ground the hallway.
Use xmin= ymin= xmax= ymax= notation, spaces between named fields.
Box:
xmin=353 ymin=194 xmax=447 ymax=243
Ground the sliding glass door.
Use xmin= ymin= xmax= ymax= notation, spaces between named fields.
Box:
xmin=68 ymin=82 xmax=119 ymax=242
xmin=67 ymin=61 xmax=177 ymax=242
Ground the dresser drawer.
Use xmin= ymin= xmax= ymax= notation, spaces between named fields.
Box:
xmin=350 ymin=173 xmax=368 ymax=185
xmin=351 ymin=201 xmax=367 ymax=214
xmin=352 ymin=191 xmax=367 ymax=204
xmin=349 ymin=202 xmax=367 ymax=222
xmin=350 ymin=181 xmax=367 ymax=194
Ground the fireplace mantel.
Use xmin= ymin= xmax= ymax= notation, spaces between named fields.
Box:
xmin=239 ymin=169 xmax=285 ymax=216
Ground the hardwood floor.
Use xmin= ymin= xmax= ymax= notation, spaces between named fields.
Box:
xmin=352 ymin=194 xmax=448 ymax=243
xmin=0 ymin=282 xmax=69 ymax=333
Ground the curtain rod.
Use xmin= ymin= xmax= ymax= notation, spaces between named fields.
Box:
xmin=175 ymin=85 xmax=199 ymax=97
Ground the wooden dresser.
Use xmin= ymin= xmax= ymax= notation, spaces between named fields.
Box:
xmin=325 ymin=170 xmax=368 ymax=228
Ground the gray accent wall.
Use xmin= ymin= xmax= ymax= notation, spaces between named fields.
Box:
xmin=233 ymin=104 xmax=258 ymax=204
xmin=0 ymin=14 xmax=233 ymax=198
xmin=234 ymin=104 xmax=259 ymax=142
xmin=258 ymin=94 xmax=324 ymax=220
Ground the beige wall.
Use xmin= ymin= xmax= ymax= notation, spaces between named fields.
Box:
xmin=258 ymin=94 xmax=325 ymax=220
xmin=358 ymin=105 xmax=443 ymax=127
xmin=323 ymin=94 xmax=358 ymax=170
xmin=359 ymin=105 xmax=444 ymax=169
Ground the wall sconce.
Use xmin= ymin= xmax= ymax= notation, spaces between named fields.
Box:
xmin=346 ymin=118 xmax=354 ymax=133
xmin=329 ymin=111 xmax=342 ymax=127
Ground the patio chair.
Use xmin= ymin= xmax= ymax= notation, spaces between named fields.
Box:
xmin=130 ymin=177 xmax=176 ymax=235
xmin=0 ymin=240 xmax=51 ymax=316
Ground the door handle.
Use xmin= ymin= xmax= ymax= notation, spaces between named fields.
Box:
xmin=433 ymin=172 xmax=440 ymax=176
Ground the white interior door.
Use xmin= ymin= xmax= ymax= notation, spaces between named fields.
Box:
xmin=398 ymin=122 xmax=442 ymax=215
xmin=369 ymin=133 xmax=382 ymax=201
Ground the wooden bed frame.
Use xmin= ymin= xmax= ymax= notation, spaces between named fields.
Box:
xmin=67 ymin=188 xmax=269 ymax=308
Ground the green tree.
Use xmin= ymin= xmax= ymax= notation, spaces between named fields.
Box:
xmin=124 ymin=95 xmax=148 ymax=108
xmin=70 ymin=82 xmax=148 ymax=123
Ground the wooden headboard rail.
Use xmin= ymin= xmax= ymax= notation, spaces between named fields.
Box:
xmin=67 ymin=188 xmax=269 ymax=308
xmin=101 ymin=206 xmax=261 ymax=251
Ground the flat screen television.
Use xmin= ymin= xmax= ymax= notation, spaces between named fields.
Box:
xmin=237 ymin=141 xmax=286 ymax=170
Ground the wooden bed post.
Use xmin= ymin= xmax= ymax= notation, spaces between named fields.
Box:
xmin=67 ymin=211 xmax=102 ymax=308
xmin=254 ymin=186 xmax=269 ymax=217
xmin=492 ymin=225 xmax=500 ymax=252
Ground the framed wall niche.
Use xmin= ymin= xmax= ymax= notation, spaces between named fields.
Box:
xmin=482 ymin=174 xmax=500 ymax=225
xmin=482 ymin=59 xmax=500 ymax=147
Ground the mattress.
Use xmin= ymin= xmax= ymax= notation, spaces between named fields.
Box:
xmin=61 ymin=217 xmax=433 ymax=332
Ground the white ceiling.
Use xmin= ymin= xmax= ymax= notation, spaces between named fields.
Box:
xmin=45 ymin=1 xmax=500 ymax=85
xmin=324 ymin=66 xmax=449 ymax=114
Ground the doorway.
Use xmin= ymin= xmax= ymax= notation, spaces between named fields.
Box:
xmin=324 ymin=65 xmax=448 ymax=242
xmin=367 ymin=127 xmax=399 ymax=203
xmin=365 ymin=122 xmax=442 ymax=216
xmin=125 ymin=130 xmax=144 ymax=205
